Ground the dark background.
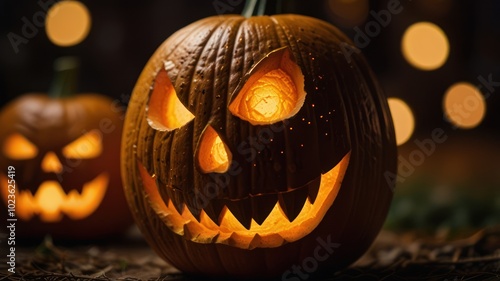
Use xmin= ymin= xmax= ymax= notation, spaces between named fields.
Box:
xmin=1 ymin=0 xmax=499 ymax=137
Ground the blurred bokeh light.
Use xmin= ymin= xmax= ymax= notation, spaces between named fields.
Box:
xmin=388 ymin=97 xmax=415 ymax=145
xmin=443 ymin=82 xmax=486 ymax=129
xmin=45 ymin=0 xmax=91 ymax=47
xmin=401 ymin=22 xmax=449 ymax=71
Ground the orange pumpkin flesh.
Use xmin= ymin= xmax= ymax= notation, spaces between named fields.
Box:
xmin=122 ymin=14 xmax=396 ymax=278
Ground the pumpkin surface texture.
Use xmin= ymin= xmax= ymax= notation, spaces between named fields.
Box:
xmin=122 ymin=14 xmax=397 ymax=278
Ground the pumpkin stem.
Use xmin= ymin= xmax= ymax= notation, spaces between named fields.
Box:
xmin=242 ymin=0 xmax=283 ymax=17
xmin=49 ymin=56 xmax=80 ymax=98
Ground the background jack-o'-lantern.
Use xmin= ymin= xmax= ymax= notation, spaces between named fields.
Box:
xmin=0 ymin=57 xmax=132 ymax=240
xmin=122 ymin=7 xmax=396 ymax=279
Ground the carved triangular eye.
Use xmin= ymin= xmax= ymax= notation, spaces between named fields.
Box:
xmin=3 ymin=133 xmax=38 ymax=160
xmin=62 ymin=130 xmax=102 ymax=159
xmin=147 ymin=68 xmax=194 ymax=131
xmin=229 ymin=48 xmax=306 ymax=125
xmin=196 ymin=125 xmax=232 ymax=174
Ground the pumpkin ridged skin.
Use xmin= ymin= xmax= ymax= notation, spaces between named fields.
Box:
xmin=122 ymin=14 xmax=396 ymax=278
xmin=0 ymin=94 xmax=132 ymax=239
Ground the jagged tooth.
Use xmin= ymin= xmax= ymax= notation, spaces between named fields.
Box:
xmin=183 ymin=223 xmax=194 ymax=240
xmin=249 ymin=233 xmax=262 ymax=250
xmin=248 ymin=233 xmax=286 ymax=249
xmin=225 ymin=198 xmax=253 ymax=230
xmin=203 ymin=198 xmax=225 ymax=225
xmin=185 ymin=220 xmax=222 ymax=243
xmin=227 ymin=232 xmax=254 ymax=249
xmin=251 ymin=193 xmax=278 ymax=225
xmin=278 ymin=186 xmax=309 ymax=222
xmin=211 ymin=233 xmax=220 ymax=244
xmin=183 ymin=221 xmax=202 ymax=241
xmin=307 ymin=177 xmax=322 ymax=204
xmin=167 ymin=188 xmax=184 ymax=214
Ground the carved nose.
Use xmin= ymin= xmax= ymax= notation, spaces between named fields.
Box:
xmin=197 ymin=125 xmax=231 ymax=174
xmin=41 ymin=152 xmax=63 ymax=173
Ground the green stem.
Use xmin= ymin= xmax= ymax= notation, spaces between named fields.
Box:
xmin=242 ymin=0 xmax=283 ymax=17
xmin=257 ymin=0 xmax=267 ymax=15
xmin=49 ymin=56 xmax=79 ymax=98
xmin=242 ymin=0 xmax=258 ymax=18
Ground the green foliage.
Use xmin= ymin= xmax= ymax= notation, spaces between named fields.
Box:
xmin=385 ymin=179 xmax=500 ymax=236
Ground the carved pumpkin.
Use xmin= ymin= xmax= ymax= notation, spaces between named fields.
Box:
xmin=122 ymin=14 xmax=396 ymax=278
xmin=0 ymin=58 xmax=132 ymax=239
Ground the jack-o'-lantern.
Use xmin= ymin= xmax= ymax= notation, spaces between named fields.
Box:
xmin=0 ymin=57 xmax=132 ymax=239
xmin=122 ymin=11 xmax=396 ymax=278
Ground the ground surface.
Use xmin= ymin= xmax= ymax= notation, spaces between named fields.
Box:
xmin=1 ymin=227 xmax=499 ymax=281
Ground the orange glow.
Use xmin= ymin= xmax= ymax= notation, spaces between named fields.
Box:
xmin=197 ymin=126 xmax=231 ymax=173
xmin=238 ymin=69 xmax=297 ymax=121
xmin=388 ymin=98 xmax=415 ymax=145
xmin=64 ymin=173 xmax=108 ymax=219
xmin=46 ymin=0 xmax=91 ymax=47
xmin=229 ymin=48 xmax=306 ymax=125
xmin=0 ymin=173 xmax=108 ymax=222
xmin=139 ymin=152 xmax=350 ymax=249
xmin=35 ymin=181 xmax=66 ymax=221
xmin=62 ymin=129 xmax=102 ymax=159
xmin=148 ymin=69 xmax=194 ymax=131
xmin=41 ymin=152 xmax=63 ymax=173
xmin=2 ymin=133 xmax=38 ymax=160
xmin=402 ymin=22 xmax=449 ymax=70
xmin=444 ymin=82 xmax=486 ymax=129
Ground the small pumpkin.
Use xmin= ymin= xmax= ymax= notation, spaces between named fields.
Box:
xmin=122 ymin=9 xmax=396 ymax=279
xmin=0 ymin=57 xmax=132 ymax=239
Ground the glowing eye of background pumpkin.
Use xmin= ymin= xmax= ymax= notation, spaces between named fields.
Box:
xmin=2 ymin=133 xmax=38 ymax=160
xmin=62 ymin=129 xmax=102 ymax=159
xmin=147 ymin=68 xmax=194 ymax=131
xmin=229 ymin=48 xmax=306 ymax=125
xmin=197 ymin=125 xmax=232 ymax=173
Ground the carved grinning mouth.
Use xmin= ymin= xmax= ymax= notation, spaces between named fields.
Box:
xmin=0 ymin=173 xmax=109 ymax=222
xmin=138 ymin=152 xmax=350 ymax=249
